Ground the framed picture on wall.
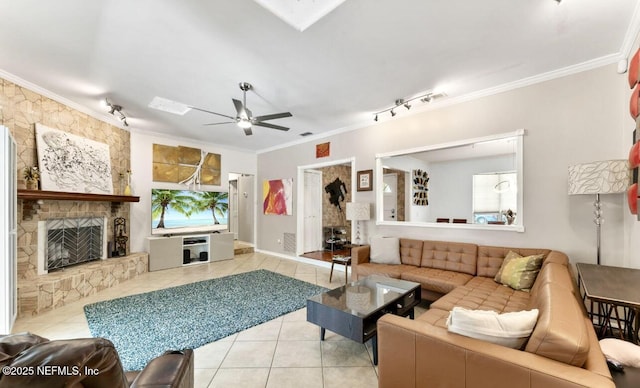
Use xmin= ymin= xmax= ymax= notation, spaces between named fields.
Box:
xmin=357 ymin=170 xmax=373 ymax=191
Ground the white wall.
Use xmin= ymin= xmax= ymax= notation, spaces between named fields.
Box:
xmin=129 ymin=131 xmax=257 ymax=252
xmin=257 ymin=64 xmax=633 ymax=267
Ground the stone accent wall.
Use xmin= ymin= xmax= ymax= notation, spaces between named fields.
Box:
xmin=0 ymin=77 xmax=138 ymax=316
xmin=321 ymin=164 xmax=352 ymax=237
xmin=18 ymin=253 xmax=148 ymax=317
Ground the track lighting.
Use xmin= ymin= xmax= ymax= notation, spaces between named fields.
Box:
xmin=104 ymin=98 xmax=129 ymax=126
xmin=373 ymin=91 xmax=446 ymax=121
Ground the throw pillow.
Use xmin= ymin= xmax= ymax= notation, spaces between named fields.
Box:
xmin=599 ymin=338 xmax=640 ymax=367
xmin=370 ymin=237 xmax=401 ymax=265
xmin=494 ymin=251 xmax=544 ymax=291
xmin=446 ymin=307 xmax=539 ymax=349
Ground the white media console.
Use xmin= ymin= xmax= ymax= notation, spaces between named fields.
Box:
xmin=147 ymin=231 xmax=234 ymax=271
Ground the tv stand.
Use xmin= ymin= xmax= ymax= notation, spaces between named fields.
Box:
xmin=147 ymin=231 xmax=234 ymax=271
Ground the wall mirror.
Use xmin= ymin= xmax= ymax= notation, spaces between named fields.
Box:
xmin=375 ymin=129 xmax=524 ymax=232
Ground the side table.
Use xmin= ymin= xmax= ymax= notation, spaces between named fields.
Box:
xmin=576 ymin=263 xmax=640 ymax=343
xmin=330 ymin=255 xmax=351 ymax=284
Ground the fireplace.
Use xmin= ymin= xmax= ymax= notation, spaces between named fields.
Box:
xmin=37 ymin=217 xmax=108 ymax=274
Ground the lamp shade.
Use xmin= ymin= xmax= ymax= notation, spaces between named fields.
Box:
xmin=346 ymin=202 xmax=370 ymax=221
xmin=568 ymin=160 xmax=630 ymax=195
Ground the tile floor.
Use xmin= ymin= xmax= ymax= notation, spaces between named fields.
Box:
xmin=11 ymin=251 xmax=422 ymax=388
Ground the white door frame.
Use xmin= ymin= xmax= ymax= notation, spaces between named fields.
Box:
xmin=296 ymin=157 xmax=355 ymax=256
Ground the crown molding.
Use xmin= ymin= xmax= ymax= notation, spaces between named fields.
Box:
xmin=0 ymin=69 xmax=128 ymax=131
xmin=258 ymin=53 xmax=622 ymax=154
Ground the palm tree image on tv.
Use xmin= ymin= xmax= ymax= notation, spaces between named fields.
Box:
xmin=192 ymin=191 xmax=229 ymax=224
xmin=151 ymin=189 xmax=229 ymax=231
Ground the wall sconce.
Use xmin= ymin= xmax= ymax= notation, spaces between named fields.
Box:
xmin=103 ymin=98 xmax=129 ymax=126
xmin=373 ymin=91 xmax=446 ymax=121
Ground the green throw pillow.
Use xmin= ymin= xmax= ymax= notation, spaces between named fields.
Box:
xmin=494 ymin=251 xmax=544 ymax=291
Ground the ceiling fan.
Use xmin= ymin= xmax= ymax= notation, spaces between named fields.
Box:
xmin=190 ymin=82 xmax=292 ymax=136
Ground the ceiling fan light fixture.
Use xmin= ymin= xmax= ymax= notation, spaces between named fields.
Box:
xmin=237 ymin=118 xmax=252 ymax=129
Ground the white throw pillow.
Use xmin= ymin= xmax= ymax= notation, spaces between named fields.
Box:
xmin=599 ymin=338 xmax=640 ymax=367
xmin=446 ymin=307 xmax=539 ymax=349
xmin=370 ymin=237 xmax=401 ymax=265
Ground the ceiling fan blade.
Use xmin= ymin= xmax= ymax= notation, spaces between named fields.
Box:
xmin=253 ymin=122 xmax=289 ymax=131
xmin=243 ymin=126 xmax=253 ymax=136
xmin=203 ymin=121 xmax=235 ymax=126
xmin=232 ymin=99 xmax=248 ymax=119
xmin=188 ymin=106 xmax=236 ymax=120
xmin=254 ymin=112 xmax=292 ymax=122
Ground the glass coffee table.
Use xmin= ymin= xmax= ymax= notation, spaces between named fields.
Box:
xmin=306 ymin=275 xmax=421 ymax=365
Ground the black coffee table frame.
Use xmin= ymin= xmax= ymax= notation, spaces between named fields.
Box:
xmin=306 ymin=275 xmax=421 ymax=365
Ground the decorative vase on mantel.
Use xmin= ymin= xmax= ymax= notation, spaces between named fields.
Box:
xmin=23 ymin=166 xmax=40 ymax=191
xmin=123 ymin=169 xmax=132 ymax=196
xmin=25 ymin=179 xmax=38 ymax=190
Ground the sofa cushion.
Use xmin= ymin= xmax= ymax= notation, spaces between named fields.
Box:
xmin=525 ymin=282 xmax=590 ymax=367
xmin=530 ymin=262 xmax=576 ymax=297
xmin=370 ymin=237 xmax=401 ymax=264
xmin=401 ymin=267 xmax=473 ymax=295
xmin=494 ymin=251 xmax=544 ymax=291
xmin=355 ymin=262 xmax=418 ymax=279
xmin=420 ymin=240 xmax=478 ymax=275
xmin=430 ymin=276 xmax=531 ymax=313
xmin=446 ymin=307 xmax=539 ymax=349
xmin=399 ymin=238 xmax=423 ymax=266
xmin=477 ymin=246 xmax=550 ymax=278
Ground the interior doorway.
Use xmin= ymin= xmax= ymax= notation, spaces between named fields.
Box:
xmin=229 ymin=173 xmax=255 ymax=247
xmin=296 ymin=157 xmax=355 ymax=260
xmin=383 ymin=173 xmax=398 ymax=221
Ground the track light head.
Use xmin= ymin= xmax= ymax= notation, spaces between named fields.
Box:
xmin=390 ymin=109 xmax=396 ymax=117
xmin=404 ymin=102 xmax=411 ymax=110
xmin=374 ymin=114 xmax=378 ymax=122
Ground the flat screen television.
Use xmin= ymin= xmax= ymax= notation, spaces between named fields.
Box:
xmin=151 ymin=189 xmax=229 ymax=235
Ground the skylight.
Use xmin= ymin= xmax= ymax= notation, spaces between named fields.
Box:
xmin=252 ymin=0 xmax=346 ymax=32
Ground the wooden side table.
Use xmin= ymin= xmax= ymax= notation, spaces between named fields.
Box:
xmin=330 ymin=256 xmax=351 ymax=284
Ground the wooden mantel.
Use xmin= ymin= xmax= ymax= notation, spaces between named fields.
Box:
xmin=17 ymin=189 xmax=140 ymax=203
xmin=17 ymin=189 xmax=140 ymax=219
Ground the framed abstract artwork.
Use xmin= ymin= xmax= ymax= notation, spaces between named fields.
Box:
xmin=263 ymin=178 xmax=293 ymax=215
xmin=35 ymin=124 xmax=114 ymax=194
xmin=316 ymin=142 xmax=330 ymax=158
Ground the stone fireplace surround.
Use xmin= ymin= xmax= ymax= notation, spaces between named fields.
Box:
xmin=2 ymin=77 xmax=146 ymax=317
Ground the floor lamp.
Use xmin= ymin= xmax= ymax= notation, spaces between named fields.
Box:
xmin=346 ymin=202 xmax=370 ymax=245
xmin=568 ymin=160 xmax=630 ymax=265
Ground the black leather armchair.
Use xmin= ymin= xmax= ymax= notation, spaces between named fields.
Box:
xmin=0 ymin=332 xmax=193 ymax=388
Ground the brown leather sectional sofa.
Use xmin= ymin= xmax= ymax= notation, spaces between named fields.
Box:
xmin=351 ymin=239 xmax=615 ymax=388
xmin=0 ymin=332 xmax=194 ymax=388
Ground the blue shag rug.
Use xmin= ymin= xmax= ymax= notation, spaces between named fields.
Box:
xmin=83 ymin=269 xmax=327 ymax=371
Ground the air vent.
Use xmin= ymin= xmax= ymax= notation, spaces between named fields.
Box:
xmin=283 ymin=233 xmax=296 ymax=252
xmin=300 ymin=132 xmax=313 ymax=137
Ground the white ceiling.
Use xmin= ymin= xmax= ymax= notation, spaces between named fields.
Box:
xmin=0 ymin=0 xmax=638 ymax=152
